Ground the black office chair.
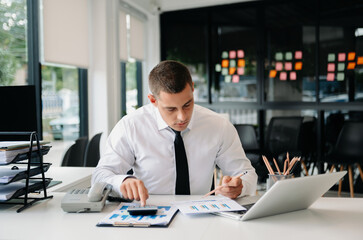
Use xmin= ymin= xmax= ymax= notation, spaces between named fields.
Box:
xmin=234 ymin=124 xmax=267 ymax=183
xmin=61 ymin=136 xmax=88 ymax=166
xmin=264 ymin=116 xmax=304 ymax=176
xmin=300 ymin=117 xmax=317 ymax=175
xmin=84 ymin=132 xmax=102 ymax=167
xmin=325 ymin=121 xmax=363 ymax=197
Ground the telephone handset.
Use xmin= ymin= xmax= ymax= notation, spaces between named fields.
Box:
xmin=61 ymin=182 xmax=112 ymax=213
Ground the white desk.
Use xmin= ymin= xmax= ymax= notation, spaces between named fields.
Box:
xmin=46 ymin=166 xmax=94 ymax=192
xmin=1 ymin=193 xmax=362 ymax=240
xmin=1 ymin=167 xmax=362 ymax=240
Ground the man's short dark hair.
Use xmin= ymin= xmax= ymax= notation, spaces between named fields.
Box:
xmin=149 ymin=60 xmax=193 ymax=97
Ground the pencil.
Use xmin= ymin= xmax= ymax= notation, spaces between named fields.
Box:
xmin=202 ymin=171 xmax=248 ymax=198
xmin=262 ymin=155 xmax=274 ymax=175
xmin=288 ymin=157 xmax=301 ymax=174
xmin=283 ymin=159 xmax=288 ymax=174
xmin=273 ymin=158 xmax=281 ymax=175
xmin=284 ymin=157 xmax=298 ymax=175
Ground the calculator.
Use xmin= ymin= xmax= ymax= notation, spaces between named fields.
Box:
xmin=127 ymin=206 xmax=158 ymax=215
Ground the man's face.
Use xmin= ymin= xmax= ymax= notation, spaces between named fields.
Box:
xmin=148 ymin=83 xmax=194 ymax=132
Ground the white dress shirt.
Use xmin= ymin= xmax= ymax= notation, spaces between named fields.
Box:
xmin=92 ymin=104 xmax=257 ymax=197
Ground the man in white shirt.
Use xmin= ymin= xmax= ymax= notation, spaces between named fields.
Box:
xmin=92 ymin=60 xmax=257 ymax=206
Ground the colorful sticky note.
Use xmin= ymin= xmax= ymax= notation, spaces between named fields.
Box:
xmin=357 ymin=57 xmax=363 ymax=65
xmin=327 ymin=63 xmax=335 ymax=72
xmin=238 ymin=59 xmax=245 ymax=67
xmin=285 ymin=62 xmax=292 ymax=71
xmin=237 ymin=67 xmax=244 ymax=75
xmin=347 ymin=62 xmax=356 ymax=70
xmin=221 ymin=51 xmax=228 ymax=59
xmin=348 ymin=52 xmax=356 ymax=61
xmin=232 ymin=75 xmax=240 ymax=83
xmin=225 ymin=75 xmax=232 ymax=82
xmin=337 ymin=63 xmax=345 ymax=71
xmin=237 ymin=50 xmax=244 ymax=58
xmin=290 ymin=71 xmax=297 ymax=80
xmin=269 ymin=70 xmax=277 ymax=78
xmin=221 ymin=68 xmax=228 ymax=76
xmin=295 ymin=62 xmax=303 ymax=70
xmin=285 ymin=52 xmax=292 ymax=60
xmin=276 ymin=62 xmax=283 ymax=71
xmin=295 ymin=51 xmax=303 ymax=59
xmin=327 ymin=73 xmax=335 ymax=81
xmin=337 ymin=73 xmax=345 ymax=81
xmin=215 ymin=64 xmax=221 ymax=72
xmin=280 ymin=72 xmax=287 ymax=81
xmin=229 ymin=50 xmax=236 ymax=59
xmin=338 ymin=53 xmax=346 ymax=62
xmin=221 ymin=59 xmax=229 ymax=68
xmin=328 ymin=53 xmax=335 ymax=62
xmin=275 ymin=52 xmax=283 ymax=61
xmin=229 ymin=67 xmax=236 ymax=75
xmin=230 ymin=60 xmax=236 ymax=68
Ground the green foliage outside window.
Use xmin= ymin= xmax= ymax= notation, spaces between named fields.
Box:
xmin=0 ymin=0 xmax=27 ymax=86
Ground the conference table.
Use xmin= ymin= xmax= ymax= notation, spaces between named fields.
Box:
xmin=0 ymin=167 xmax=362 ymax=240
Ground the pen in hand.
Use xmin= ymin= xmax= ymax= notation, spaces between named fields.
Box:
xmin=203 ymin=171 xmax=248 ymax=198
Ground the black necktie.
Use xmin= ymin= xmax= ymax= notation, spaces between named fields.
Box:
xmin=173 ymin=129 xmax=190 ymax=195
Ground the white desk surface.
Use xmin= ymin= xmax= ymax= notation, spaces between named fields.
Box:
xmin=1 ymin=193 xmax=362 ymax=240
xmin=1 ymin=167 xmax=362 ymax=240
xmin=46 ymin=166 xmax=94 ymax=192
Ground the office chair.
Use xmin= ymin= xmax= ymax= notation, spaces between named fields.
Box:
xmin=234 ymin=124 xmax=267 ymax=183
xmin=325 ymin=121 xmax=363 ymax=198
xmin=61 ymin=136 xmax=88 ymax=166
xmin=300 ymin=117 xmax=317 ymax=175
xmin=84 ymin=132 xmax=102 ymax=167
xmin=264 ymin=117 xmax=304 ymax=176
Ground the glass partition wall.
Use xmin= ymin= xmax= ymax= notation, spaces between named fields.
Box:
xmin=160 ymin=0 xmax=363 ymax=173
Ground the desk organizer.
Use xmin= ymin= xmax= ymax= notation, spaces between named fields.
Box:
xmin=0 ymin=132 xmax=53 ymax=212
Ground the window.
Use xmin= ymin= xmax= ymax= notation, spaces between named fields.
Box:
xmin=0 ymin=0 xmax=27 ymax=86
xmin=213 ymin=7 xmax=258 ymax=102
xmin=319 ymin=2 xmax=363 ymax=102
xmin=161 ymin=11 xmax=208 ymax=102
xmin=264 ymin=2 xmax=316 ymax=102
xmin=41 ymin=65 xmax=80 ymax=142
xmin=120 ymin=10 xmax=144 ymax=115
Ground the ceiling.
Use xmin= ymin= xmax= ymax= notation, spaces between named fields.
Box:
xmin=123 ymin=0 xmax=254 ymax=14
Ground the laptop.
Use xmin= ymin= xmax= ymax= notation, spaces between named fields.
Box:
xmin=213 ymin=171 xmax=346 ymax=221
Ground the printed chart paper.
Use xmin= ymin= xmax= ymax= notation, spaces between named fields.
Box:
xmin=174 ymin=198 xmax=246 ymax=215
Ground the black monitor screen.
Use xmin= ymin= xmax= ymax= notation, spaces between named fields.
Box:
xmin=0 ymin=85 xmax=38 ymax=141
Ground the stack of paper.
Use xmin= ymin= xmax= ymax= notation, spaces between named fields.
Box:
xmin=0 ymin=141 xmax=49 ymax=164
xmin=0 ymin=182 xmax=26 ymax=201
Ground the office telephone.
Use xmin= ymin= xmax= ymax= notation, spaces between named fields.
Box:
xmin=61 ymin=182 xmax=112 ymax=213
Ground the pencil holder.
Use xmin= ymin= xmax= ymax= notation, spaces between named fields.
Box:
xmin=266 ymin=173 xmax=293 ymax=190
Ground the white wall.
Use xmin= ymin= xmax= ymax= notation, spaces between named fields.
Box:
xmin=88 ymin=0 xmax=160 ymax=152
xmin=88 ymin=0 xmax=121 ymax=152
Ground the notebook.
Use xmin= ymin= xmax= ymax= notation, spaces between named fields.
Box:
xmin=212 ymin=171 xmax=347 ymax=221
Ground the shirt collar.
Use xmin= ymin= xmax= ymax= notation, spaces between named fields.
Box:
xmin=153 ymin=105 xmax=169 ymax=131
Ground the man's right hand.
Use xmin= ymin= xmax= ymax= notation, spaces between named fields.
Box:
xmin=120 ymin=178 xmax=149 ymax=206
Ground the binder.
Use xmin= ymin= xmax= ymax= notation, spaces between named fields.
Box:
xmin=96 ymin=203 xmax=178 ymax=228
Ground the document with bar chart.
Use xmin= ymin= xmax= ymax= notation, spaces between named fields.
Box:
xmin=174 ymin=198 xmax=246 ymax=215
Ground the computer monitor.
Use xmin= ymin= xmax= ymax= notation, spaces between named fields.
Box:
xmin=0 ymin=85 xmax=39 ymax=141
